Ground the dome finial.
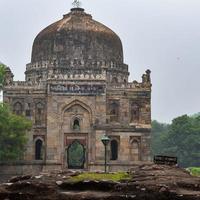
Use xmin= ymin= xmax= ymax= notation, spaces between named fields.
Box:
xmin=72 ymin=0 xmax=82 ymax=8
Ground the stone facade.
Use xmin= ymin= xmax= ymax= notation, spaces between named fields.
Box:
xmin=3 ymin=7 xmax=152 ymax=171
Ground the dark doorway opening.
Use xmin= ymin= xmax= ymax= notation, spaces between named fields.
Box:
xmin=35 ymin=139 xmax=43 ymax=160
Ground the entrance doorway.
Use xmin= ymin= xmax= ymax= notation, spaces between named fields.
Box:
xmin=67 ymin=140 xmax=85 ymax=169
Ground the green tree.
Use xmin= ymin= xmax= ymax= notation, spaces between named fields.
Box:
xmin=163 ymin=115 xmax=200 ymax=167
xmin=0 ymin=104 xmax=32 ymax=161
xmin=151 ymin=115 xmax=200 ymax=167
xmin=0 ymin=64 xmax=6 ymax=88
xmin=151 ymin=120 xmax=169 ymax=155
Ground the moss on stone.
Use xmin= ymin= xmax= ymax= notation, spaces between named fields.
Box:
xmin=69 ymin=172 xmax=131 ymax=182
xmin=187 ymin=167 xmax=200 ymax=176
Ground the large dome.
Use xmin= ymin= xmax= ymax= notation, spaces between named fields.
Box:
xmin=31 ymin=8 xmax=124 ymax=67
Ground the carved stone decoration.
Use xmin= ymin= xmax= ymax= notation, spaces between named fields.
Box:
xmin=4 ymin=67 xmax=14 ymax=86
xmin=50 ymin=84 xmax=105 ymax=95
xmin=130 ymin=102 xmax=140 ymax=123
xmin=142 ymin=69 xmax=151 ymax=88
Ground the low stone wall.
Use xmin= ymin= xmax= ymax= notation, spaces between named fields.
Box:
xmin=0 ymin=161 xmax=61 ymax=183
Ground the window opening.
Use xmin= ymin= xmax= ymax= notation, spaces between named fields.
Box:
xmin=110 ymin=140 xmax=118 ymax=160
xmin=35 ymin=139 xmax=43 ymax=160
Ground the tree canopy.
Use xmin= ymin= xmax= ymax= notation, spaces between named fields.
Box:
xmin=151 ymin=114 xmax=200 ymax=167
xmin=0 ymin=104 xmax=32 ymax=161
xmin=0 ymin=64 xmax=6 ymax=88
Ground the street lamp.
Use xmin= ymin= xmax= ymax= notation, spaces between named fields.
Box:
xmin=101 ymin=134 xmax=110 ymax=173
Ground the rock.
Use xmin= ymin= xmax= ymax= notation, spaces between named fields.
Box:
xmin=56 ymin=181 xmax=63 ymax=186
xmin=3 ymin=183 xmax=13 ymax=186
xmin=9 ymin=175 xmax=32 ymax=183
xmin=0 ymin=164 xmax=199 ymax=199
xmin=159 ymin=186 xmax=167 ymax=193
xmin=34 ymin=175 xmax=43 ymax=179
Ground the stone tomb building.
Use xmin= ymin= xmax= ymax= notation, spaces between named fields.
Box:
xmin=3 ymin=8 xmax=152 ymax=171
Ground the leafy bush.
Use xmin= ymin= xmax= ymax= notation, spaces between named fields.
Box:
xmin=187 ymin=167 xmax=200 ymax=176
xmin=0 ymin=104 xmax=32 ymax=160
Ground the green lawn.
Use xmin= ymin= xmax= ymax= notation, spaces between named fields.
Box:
xmin=187 ymin=167 xmax=200 ymax=176
xmin=69 ymin=172 xmax=131 ymax=182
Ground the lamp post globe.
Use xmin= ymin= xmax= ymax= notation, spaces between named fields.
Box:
xmin=101 ymin=135 xmax=110 ymax=145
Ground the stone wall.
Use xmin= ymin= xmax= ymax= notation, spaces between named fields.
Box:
xmin=0 ymin=161 xmax=44 ymax=183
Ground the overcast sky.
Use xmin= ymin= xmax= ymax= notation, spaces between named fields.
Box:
xmin=0 ymin=0 xmax=200 ymax=123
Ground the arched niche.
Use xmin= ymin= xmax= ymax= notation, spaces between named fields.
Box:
xmin=111 ymin=77 xmax=118 ymax=84
xmin=13 ymin=102 xmax=23 ymax=115
xmin=130 ymin=102 xmax=140 ymax=123
xmin=35 ymin=102 xmax=45 ymax=125
xmin=130 ymin=138 xmax=141 ymax=161
xmin=109 ymin=102 xmax=119 ymax=122
xmin=73 ymin=118 xmax=81 ymax=131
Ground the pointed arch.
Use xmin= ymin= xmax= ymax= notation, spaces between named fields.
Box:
xmin=111 ymin=77 xmax=118 ymax=84
xmin=35 ymin=139 xmax=43 ymax=160
xmin=130 ymin=138 xmax=141 ymax=161
xmin=62 ymin=100 xmax=92 ymax=122
xmin=13 ymin=102 xmax=23 ymax=115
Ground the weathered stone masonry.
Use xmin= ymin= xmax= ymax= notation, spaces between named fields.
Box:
xmin=3 ymin=7 xmax=152 ymax=172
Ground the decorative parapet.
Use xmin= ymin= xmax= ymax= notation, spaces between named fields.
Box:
xmin=108 ymin=69 xmax=152 ymax=90
xmin=47 ymin=70 xmax=107 ymax=81
xmin=26 ymin=60 xmax=128 ymax=72
xmin=26 ymin=61 xmax=49 ymax=71
xmin=4 ymin=81 xmax=46 ymax=90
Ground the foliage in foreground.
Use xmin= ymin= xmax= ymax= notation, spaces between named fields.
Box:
xmin=187 ymin=167 xmax=200 ymax=176
xmin=0 ymin=104 xmax=32 ymax=161
xmin=0 ymin=64 xmax=6 ymax=87
xmin=69 ymin=172 xmax=130 ymax=182
xmin=151 ymin=114 xmax=200 ymax=168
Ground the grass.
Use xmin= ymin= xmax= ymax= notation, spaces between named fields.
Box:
xmin=187 ymin=167 xmax=200 ymax=176
xmin=68 ymin=172 xmax=131 ymax=182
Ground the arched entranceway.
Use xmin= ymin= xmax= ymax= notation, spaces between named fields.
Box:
xmin=67 ymin=140 xmax=85 ymax=169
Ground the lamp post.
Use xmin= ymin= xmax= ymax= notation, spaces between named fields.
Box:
xmin=101 ymin=134 xmax=110 ymax=173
